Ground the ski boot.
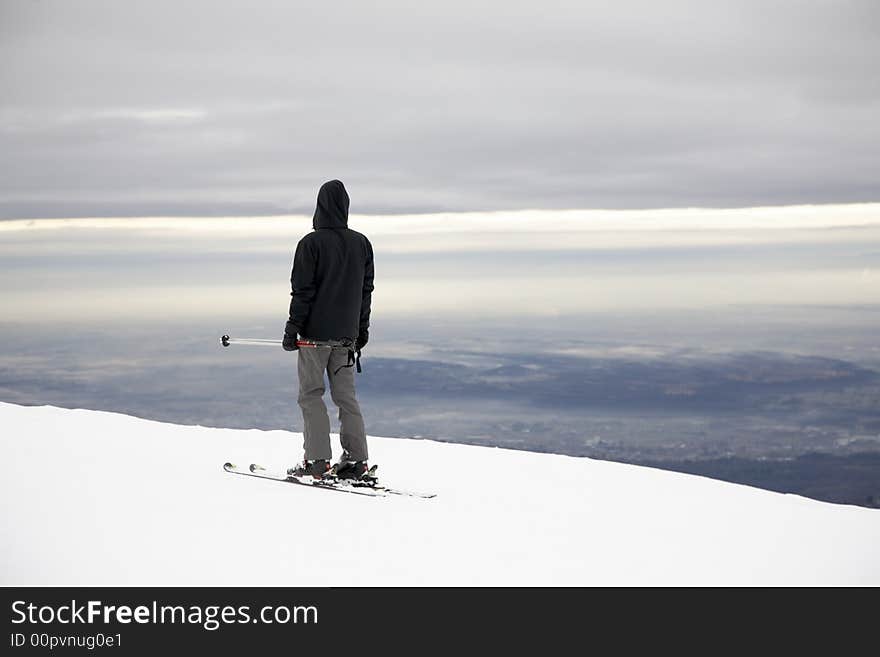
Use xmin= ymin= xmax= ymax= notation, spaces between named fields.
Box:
xmin=288 ymin=459 xmax=331 ymax=479
xmin=330 ymin=459 xmax=379 ymax=485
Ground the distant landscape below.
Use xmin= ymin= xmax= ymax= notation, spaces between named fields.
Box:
xmin=2 ymin=307 xmax=878 ymax=508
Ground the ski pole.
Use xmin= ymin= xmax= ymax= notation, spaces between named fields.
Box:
xmin=220 ymin=335 xmax=327 ymax=348
xmin=220 ymin=335 xmax=279 ymax=347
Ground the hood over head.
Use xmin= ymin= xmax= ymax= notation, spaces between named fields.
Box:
xmin=313 ymin=179 xmax=349 ymax=229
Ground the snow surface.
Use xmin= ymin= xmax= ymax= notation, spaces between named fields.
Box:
xmin=2 ymin=402 xmax=878 ymax=586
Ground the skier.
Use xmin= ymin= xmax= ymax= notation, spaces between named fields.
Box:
xmin=283 ymin=180 xmax=375 ymax=481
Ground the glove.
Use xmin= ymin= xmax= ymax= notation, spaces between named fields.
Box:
xmin=283 ymin=321 xmax=300 ymax=352
xmin=357 ymin=329 xmax=369 ymax=350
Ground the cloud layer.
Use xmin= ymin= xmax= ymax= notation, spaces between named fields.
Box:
xmin=2 ymin=205 xmax=879 ymax=322
xmin=2 ymin=0 xmax=879 ymax=217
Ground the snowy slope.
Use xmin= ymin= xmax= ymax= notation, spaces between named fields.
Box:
xmin=2 ymin=401 xmax=878 ymax=586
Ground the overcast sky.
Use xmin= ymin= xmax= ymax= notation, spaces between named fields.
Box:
xmin=1 ymin=0 xmax=878 ymax=218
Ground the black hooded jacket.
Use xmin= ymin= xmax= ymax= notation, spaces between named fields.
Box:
xmin=287 ymin=180 xmax=374 ymax=342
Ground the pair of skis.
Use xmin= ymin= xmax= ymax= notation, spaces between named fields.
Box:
xmin=223 ymin=462 xmax=436 ymax=499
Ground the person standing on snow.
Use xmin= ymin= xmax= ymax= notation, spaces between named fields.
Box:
xmin=282 ymin=180 xmax=374 ymax=481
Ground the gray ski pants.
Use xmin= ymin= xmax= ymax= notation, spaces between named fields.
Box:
xmin=297 ymin=344 xmax=368 ymax=462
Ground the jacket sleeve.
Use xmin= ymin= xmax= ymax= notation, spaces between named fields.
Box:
xmin=288 ymin=239 xmax=317 ymax=332
xmin=359 ymin=237 xmax=374 ymax=334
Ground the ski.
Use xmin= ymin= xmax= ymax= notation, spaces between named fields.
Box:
xmin=223 ymin=462 xmax=386 ymax=497
xmin=223 ymin=462 xmax=436 ymax=499
xmin=379 ymin=484 xmax=437 ymax=499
